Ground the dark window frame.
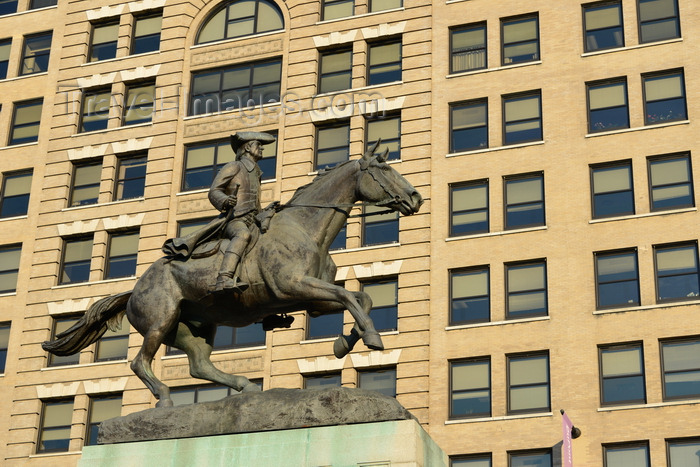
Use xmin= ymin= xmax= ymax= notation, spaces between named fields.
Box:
xmin=603 ymin=441 xmax=650 ymax=467
xmin=450 ymin=99 xmax=489 ymax=153
xmin=321 ymin=0 xmax=354 ymax=21
xmin=450 ymin=454 xmax=493 ymax=467
xmin=450 ymin=22 xmax=487 ymax=74
xmin=449 ymin=357 xmax=492 ymax=419
xmin=653 ymin=241 xmax=700 ymax=303
xmin=502 ymin=90 xmax=542 ymax=145
xmin=0 ymin=321 xmax=9 ymax=374
xmin=0 ymin=169 xmax=32 ymax=218
xmin=594 ymin=248 xmax=641 ymax=309
xmin=104 ymin=229 xmax=139 ymax=280
xmin=449 ymin=180 xmax=489 ymax=237
xmin=357 ymin=366 xmax=397 ymax=397
xmin=114 ymin=153 xmax=147 ymax=201
xmin=195 ymin=0 xmax=284 ymax=45
xmin=587 ymin=77 xmax=629 ymax=133
xmin=506 ymin=351 xmax=550 ymax=415
xmin=48 ymin=315 xmax=83 ymax=366
xmin=637 ymin=0 xmax=680 ymax=44
xmin=582 ymin=1 xmax=625 ymax=53
xmin=507 ymin=449 xmax=552 ymax=467
xmin=130 ymin=11 xmax=162 ymax=55
xmin=503 ymin=172 xmax=545 ymax=230
xmin=365 ymin=113 xmax=401 ymax=162
xmin=369 ymin=0 xmax=401 ymax=13
xmin=318 ymin=47 xmax=353 ymax=94
xmin=85 ymin=394 xmax=122 ymax=446
xmin=0 ymin=38 xmax=11 ymax=80
xmin=304 ymin=372 xmax=342 ymax=388
xmin=79 ymin=86 xmax=112 ymax=133
xmin=123 ymin=80 xmax=155 ymax=126
xmin=599 ymin=342 xmax=647 ymax=406
xmin=29 ymin=0 xmax=57 ymax=9
xmin=19 ymin=30 xmax=52 ymax=76
xmin=666 ymin=437 xmax=700 ymax=466
xmin=88 ymin=20 xmax=119 ymax=62
xmin=367 ymin=37 xmax=402 ymax=86
xmin=9 ymin=98 xmax=43 ymax=146
xmin=361 ymin=278 xmax=398 ymax=333
xmin=362 ymin=204 xmax=399 ymax=247
xmin=59 ymin=236 xmax=93 ymax=285
xmin=450 ymin=266 xmax=490 ymax=326
xmin=505 ymin=259 xmax=548 ymax=319
xmin=590 ymin=160 xmax=635 ymax=219
xmin=0 ymin=243 xmax=21 ymax=294
xmin=500 ymin=13 xmax=540 ymax=66
xmin=647 ymin=152 xmax=694 ymax=212
xmin=37 ymin=399 xmax=74 ymax=454
xmin=69 ymin=160 xmax=102 ymax=207
xmin=660 ymin=336 xmax=700 ymax=401
xmin=642 ymin=69 xmax=687 ymax=125
xmin=315 ymin=121 xmax=350 ymax=171
xmin=94 ymin=314 xmax=129 ymax=362
xmin=0 ymin=0 xmax=18 ymax=16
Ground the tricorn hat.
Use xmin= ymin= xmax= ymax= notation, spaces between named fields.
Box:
xmin=230 ymin=131 xmax=276 ymax=153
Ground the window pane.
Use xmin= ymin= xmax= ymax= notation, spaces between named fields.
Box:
xmin=39 ymin=400 xmax=73 ymax=453
xmin=451 ymin=268 xmax=489 ymax=324
xmin=510 ymin=452 xmax=551 ymax=467
xmin=451 ymin=101 xmax=488 ymax=152
xmin=363 ymin=205 xmax=399 ymax=246
xmin=198 ymin=9 xmax=225 ymax=43
xmin=368 ymin=41 xmax=401 ymax=85
xmin=584 ymin=2 xmax=624 ymax=51
xmin=502 ymin=16 xmax=539 ymax=64
xmin=124 ymin=83 xmax=155 ymax=125
xmin=605 ymin=444 xmax=650 ymax=467
xmin=0 ymin=39 xmax=11 ymax=79
xmin=0 ymin=245 xmax=20 ymax=294
xmin=359 ymin=368 xmax=396 ymax=397
xmin=451 ymin=25 xmax=486 ymax=73
xmin=601 ymin=345 xmax=645 ymax=404
xmin=308 ymin=311 xmax=343 ymax=339
xmin=510 ymin=385 xmax=549 ymax=412
xmin=452 ymin=456 xmax=491 ymax=467
xmin=644 ymin=73 xmax=686 ymax=124
xmin=317 ymin=124 xmax=350 ymax=170
xmin=366 ymin=117 xmax=400 ymax=161
xmin=370 ymin=0 xmax=401 ymax=12
xmin=257 ymin=1 xmax=284 ymax=31
xmin=663 ymin=340 xmax=700 ymax=399
xmin=116 ymin=156 xmax=147 ymax=200
xmin=639 ymin=0 xmax=680 ymax=43
xmin=504 ymin=94 xmax=541 ymax=144
xmin=10 ymin=100 xmax=43 ymax=145
xmin=323 ymin=0 xmax=353 ymax=21
xmin=0 ymin=323 xmax=9 ymax=373
xmin=451 ymin=360 xmax=490 ymax=418
xmin=597 ymin=251 xmax=640 ymax=308
xmin=588 ymin=81 xmax=629 ymax=132
xmin=592 ymin=163 xmax=634 ymax=218
xmin=305 ymin=373 xmax=341 ymax=388
xmin=668 ymin=440 xmax=700 ymax=466
xmin=1 ymin=171 xmax=32 ymax=218
xmin=510 ymin=355 xmax=547 ymax=385
xmin=21 ymin=32 xmax=52 ymax=75
xmin=649 ymin=155 xmax=693 ymax=210
xmin=320 ymin=50 xmax=352 ymax=93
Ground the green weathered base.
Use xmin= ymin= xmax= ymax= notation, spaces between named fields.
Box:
xmin=79 ymin=419 xmax=446 ymax=467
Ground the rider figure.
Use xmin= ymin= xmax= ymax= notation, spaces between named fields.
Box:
xmin=209 ymin=131 xmax=276 ymax=294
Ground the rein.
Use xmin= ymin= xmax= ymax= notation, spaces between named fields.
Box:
xmin=275 ymin=201 xmax=394 ymax=218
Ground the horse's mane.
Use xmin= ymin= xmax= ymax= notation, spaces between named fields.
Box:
xmin=288 ymin=159 xmax=356 ymax=204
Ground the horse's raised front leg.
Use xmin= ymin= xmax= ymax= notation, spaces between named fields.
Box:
xmin=290 ymin=277 xmax=383 ymax=355
xmin=174 ymin=322 xmax=261 ymax=393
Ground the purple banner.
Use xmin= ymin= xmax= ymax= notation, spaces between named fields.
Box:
xmin=562 ymin=412 xmax=574 ymax=467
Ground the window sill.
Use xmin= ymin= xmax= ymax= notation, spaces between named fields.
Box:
xmin=71 ymin=122 xmax=153 ymax=137
xmin=589 ymin=207 xmax=696 ymax=224
xmin=0 ymin=214 xmax=28 ymax=222
xmin=446 ymin=140 xmax=544 ymax=158
xmin=61 ymin=197 xmax=145 ymax=212
xmin=581 ymin=37 xmax=683 ymax=57
xmin=447 ymin=225 xmax=547 ymax=242
xmin=51 ymin=276 xmax=136 ymax=290
xmin=0 ymin=71 xmax=48 ymax=83
xmin=445 ymin=411 xmax=552 ymax=425
xmin=446 ymin=315 xmax=549 ymax=331
xmin=81 ymin=50 xmax=161 ymax=67
xmin=40 ymin=359 xmax=128 ymax=371
xmin=183 ymin=101 xmax=282 ymax=121
xmin=593 ymin=299 xmax=700 ymax=316
xmin=0 ymin=141 xmax=39 ymax=151
xmin=190 ymin=29 xmax=285 ymax=50
xmin=330 ymin=242 xmax=400 ymax=254
xmin=446 ymin=60 xmax=542 ymax=79
xmin=598 ymin=399 xmax=700 ymax=412
xmin=586 ymin=120 xmax=689 ymax=138
xmin=316 ymin=7 xmax=405 ymax=25
xmin=0 ymin=291 xmax=17 ymax=298
xmin=29 ymin=451 xmax=82 ymax=459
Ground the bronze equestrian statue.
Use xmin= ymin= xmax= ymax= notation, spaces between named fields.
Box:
xmin=43 ymin=135 xmax=423 ymax=407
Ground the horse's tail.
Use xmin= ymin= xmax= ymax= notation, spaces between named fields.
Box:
xmin=41 ymin=291 xmax=132 ymax=356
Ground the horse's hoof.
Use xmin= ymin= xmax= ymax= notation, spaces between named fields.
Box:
xmin=242 ymin=382 xmax=262 ymax=393
xmin=362 ymin=332 xmax=384 ymax=351
xmin=333 ymin=335 xmax=350 ymax=358
xmin=156 ymin=398 xmax=174 ymax=408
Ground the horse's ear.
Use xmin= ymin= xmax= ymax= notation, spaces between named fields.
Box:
xmin=376 ymin=148 xmax=389 ymax=163
xmin=363 ymin=138 xmax=382 ymax=160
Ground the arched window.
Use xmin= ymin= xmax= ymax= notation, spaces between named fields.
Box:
xmin=196 ymin=0 xmax=283 ymax=45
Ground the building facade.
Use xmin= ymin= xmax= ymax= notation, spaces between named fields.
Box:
xmin=0 ymin=0 xmax=698 ymax=465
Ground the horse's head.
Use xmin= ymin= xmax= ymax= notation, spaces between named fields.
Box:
xmin=357 ymin=140 xmax=423 ymax=216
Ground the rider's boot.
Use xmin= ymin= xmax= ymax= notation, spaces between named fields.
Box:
xmin=213 ymin=252 xmax=249 ymax=294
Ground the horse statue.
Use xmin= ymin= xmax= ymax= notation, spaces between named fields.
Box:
xmin=43 ymin=141 xmax=423 ymax=407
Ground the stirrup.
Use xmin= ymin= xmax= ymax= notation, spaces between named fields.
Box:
xmin=213 ymin=274 xmax=249 ymax=294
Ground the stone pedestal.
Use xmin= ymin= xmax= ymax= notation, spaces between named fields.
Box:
xmin=80 ymin=419 xmax=447 ymax=467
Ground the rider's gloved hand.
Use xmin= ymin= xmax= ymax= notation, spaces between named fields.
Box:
xmin=223 ymin=195 xmax=237 ymax=210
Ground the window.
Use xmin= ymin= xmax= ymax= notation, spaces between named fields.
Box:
xmin=661 ymin=338 xmax=700 ymax=400
xmin=258 ymin=134 xmax=278 ymax=180
xmin=86 ymin=395 xmax=122 ymax=446
xmin=30 ymin=0 xmax=57 ymax=8
xmin=503 ymin=92 xmax=542 ymax=145
xmin=643 ymin=70 xmax=686 ymax=125
xmin=316 ymin=123 xmax=350 ymax=170
xmin=0 ymin=323 xmax=9 ymax=373
xmin=369 ymin=0 xmax=400 ymax=13
xmin=183 ymin=141 xmax=235 ymax=191
xmin=668 ymin=438 xmax=700 ymax=466
xmin=9 ymin=99 xmax=42 ymax=145
xmin=358 ymin=368 xmax=396 ymax=397
xmin=638 ymin=0 xmax=680 ymax=43
xmin=20 ymin=31 xmax=51 ymax=75
xmin=123 ymin=81 xmax=155 ymax=125
xmin=307 ymin=310 xmax=344 ymax=340
xmin=591 ymin=161 xmax=634 ymax=218
xmin=362 ymin=205 xmax=398 ymax=246
xmin=450 ymin=181 xmax=488 ymax=237
xmin=190 ymin=59 xmax=281 ymax=115
xmin=60 ymin=237 xmax=93 ymax=285
xmin=95 ymin=315 xmax=129 ymax=361
xmin=509 ymin=450 xmax=551 ymax=467
xmin=115 ymin=154 xmax=147 ymax=200
xmin=170 ymin=383 xmax=260 ymax=405
xmin=1 ymin=170 xmax=32 ymax=218
xmin=196 ymin=0 xmax=283 ymax=44
xmin=501 ymin=14 xmax=539 ymax=65
xmin=212 ymin=322 xmax=266 ymax=349
xmin=0 ymin=39 xmax=10 ymax=79
xmin=322 ymin=0 xmax=353 ymax=21
xmin=368 ymin=39 xmax=401 ymax=86
xmin=80 ymin=87 xmax=111 ymax=133
xmin=70 ymin=161 xmax=102 ymax=207
xmin=504 ymin=173 xmax=545 ymax=229
xmin=450 ymin=267 xmax=489 ymax=325
xmin=506 ymin=260 xmax=547 ymax=319
xmin=0 ymin=244 xmax=20 ymax=294
xmin=604 ymin=442 xmax=650 ymax=466
xmin=583 ymin=1 xmax=624 ymax=52
xmin=595 ymin=250 xmax=640 ymax=309
xmin=48 ymin=316 xmax=82 ymax=366
xmin=362 ymin=280 xmax=397 ymax=332
xmin=450 ymin=23 xmax=487 ymax=73
xmin=366 ymin=115 xmax=400 ymax=161
xmin=450 ymin=100 xmax=488 ymax=152
xmin=178 ymin=218 xmax=214 ymax=237
xmin=654 ymin=243 xmax=700 ymax=302
xmin=37 ymin=400 xmax=74 ymax=453
xmin=89 ymin=22 xmax=119 ymax=62
xmin=330 ymin=223 xmax=346 ymax=251
xmin=105 ymin=231 xmax=139 ymax=279
xmin=304 ymin=373 xmax=341 ymax=388
xmin=587 ymin=79 xmax=629 ymax=132
xmin=0 ymin=0 xmax=17 ymax=15
xmin=451 ymin=455 xmax=492 ymax=467
xmin=318 ymin=48 xmax=352 ymax=94
xmin=450 ymin=359 xmax=490 ymax=419
xmin=507 ymin=352 xmax=550 ymax=414
xmin=131 ymin=13 xmax=162 ymax=55
xmin=599 ymin=343 xmax=646 ymax=405
xmin=648 ymin=154 xmax=694 ymax=211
